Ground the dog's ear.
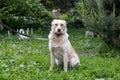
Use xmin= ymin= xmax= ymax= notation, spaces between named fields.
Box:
xmin=51 ymin=20 xmax=56 ymax=30
xmin=51 ymin=20 xmax=54 ymax=27
xmin=51 ymin=19 xmax=56 ymax=26
xmin=63 ymin=20 xmax=67 ymax=27
xmin=51 ymin=20 xmax=56 ymax=31
xmin=63 ymin=20 xmax=67 ymax=32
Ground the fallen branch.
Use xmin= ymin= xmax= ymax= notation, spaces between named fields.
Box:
xmin=0 ymin=21 xmax=48 ymax=41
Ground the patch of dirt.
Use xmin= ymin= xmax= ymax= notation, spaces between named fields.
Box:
xmin=77 ymin=51 xmax=91 ymax=56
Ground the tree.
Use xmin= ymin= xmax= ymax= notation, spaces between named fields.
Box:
xmin=0 ymin=0 xmax=53 ymax=29
xmin=41 ymin=0 xmax=79 ymax=12
xmin=76 ymin=0 xmax=120 ymax=47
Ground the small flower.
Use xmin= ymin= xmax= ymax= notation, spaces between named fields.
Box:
xmin=9 ymin=48 xmax=13 ymax=52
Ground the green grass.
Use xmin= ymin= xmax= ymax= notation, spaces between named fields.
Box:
xmin=0 ymin=28 xmax=120 ymax=80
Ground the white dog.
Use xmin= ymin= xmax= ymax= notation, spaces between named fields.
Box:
xmin=48 ymin=19 xmax=80 ymax=72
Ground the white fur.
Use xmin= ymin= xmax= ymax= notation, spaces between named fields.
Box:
xmin=48 ymin=19 xmax=80 ymax=72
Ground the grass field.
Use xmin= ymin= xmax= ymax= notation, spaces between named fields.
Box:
xmin=0 ymin=28 xmax=120 ymax=80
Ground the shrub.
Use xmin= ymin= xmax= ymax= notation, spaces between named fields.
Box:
xmin=0 ymin=0 xmax=53 ymax=29
xmin=76 ymin=0 xmax=120 ymax=47
xmin=59 ymin=12 xmax=84 ymax=28
xmin=41 ymin=0 xmax=78 ymax=12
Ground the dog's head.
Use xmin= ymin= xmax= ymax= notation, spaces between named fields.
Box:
xmin=51 ymin=20 xmax=67 ymax=35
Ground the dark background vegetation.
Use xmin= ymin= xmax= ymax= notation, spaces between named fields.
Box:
xmin=0 ymin=1 xmax=120 ymax=79
xmin=0 ymin=0 xmax=120 ymax=48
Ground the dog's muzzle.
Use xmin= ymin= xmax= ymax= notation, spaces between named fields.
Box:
xmin=57 ymin=29 xmax=61 ymax=32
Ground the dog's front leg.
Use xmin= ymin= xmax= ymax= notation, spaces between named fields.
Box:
xmin=50 ymin=51 xmax=54 ymax=71
xmin=63 ymin=53 xmax=68 ymax=72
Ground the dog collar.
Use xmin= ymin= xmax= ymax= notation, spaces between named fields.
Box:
xmin=54 ymin=33 xmax=64 ymax=37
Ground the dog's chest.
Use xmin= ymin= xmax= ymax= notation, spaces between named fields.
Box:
xmin=52 ymin=47 xmax=63 ymax=59
xmin=51 ymin=38 xmax=64 ymax=45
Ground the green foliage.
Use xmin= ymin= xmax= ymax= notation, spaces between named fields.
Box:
xmin=0 ymin=28 xmax=120 ymax=79
xmin=68 ymin=28 xmax=120 ymax=57
xmin=41 ymin=0 xmax=78 ymax=12
xmin=59 ymin=12 xmax=76 ymax=27
xmin=59 ymin=11 xmax=83 ymax=28
xmin=0 ymin=0 xmax=53 ymax=28
xmin=76 ymin=0 xmax=120 ymax=47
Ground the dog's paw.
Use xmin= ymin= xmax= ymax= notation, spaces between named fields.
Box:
xmin=70 ymin=58 xmax=80 ymax=67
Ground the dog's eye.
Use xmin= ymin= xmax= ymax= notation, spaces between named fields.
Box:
xmin=60 ymin=24 xmax=64 ymax=26
xmin=55 ymin=24 xmax=58 ymax=26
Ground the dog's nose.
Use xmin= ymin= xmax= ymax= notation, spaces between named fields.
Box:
xmin=57 ymin=29 xmax=61 ymax=32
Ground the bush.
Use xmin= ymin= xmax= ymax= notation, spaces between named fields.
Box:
xmin=76 ymin=0 xmax=120 ymax=47
xmin=0 ymin=0 xmax=53 ymax=29
xmin=41 ymin=0 xmax=78 ymax=12
xmin=59 ymin=12 xmax=84 ymax=28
